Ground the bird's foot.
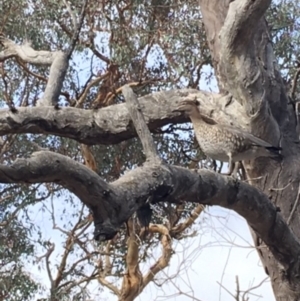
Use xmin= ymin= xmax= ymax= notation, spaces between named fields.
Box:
xmin=222 ymin=161 xmax=240 ymax=179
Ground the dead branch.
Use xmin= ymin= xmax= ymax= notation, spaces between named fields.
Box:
xmin=142 ymin=224 xmax=172 ymax=288
xmin=170 ymin=204 xmax=205 ymax=237
xmin=122 ymin=85 xmax=160 ymax=161
xmin=0 ymin=35 xmax=68 ymax=107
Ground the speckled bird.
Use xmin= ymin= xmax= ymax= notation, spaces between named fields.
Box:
xmin=174 ymin=99 xmax=282 ymax=174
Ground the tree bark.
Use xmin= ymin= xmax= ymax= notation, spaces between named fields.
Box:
xmin=199 ymin=0 xmax=300 ymax=299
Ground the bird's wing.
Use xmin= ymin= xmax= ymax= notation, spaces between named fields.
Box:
xmin=200 ymin=114 xmax=218 ymax=125
xmin=220 ymin=124 xmax=276 ymax=148
xmin=199 ymin=113 xmax=280 ymax=149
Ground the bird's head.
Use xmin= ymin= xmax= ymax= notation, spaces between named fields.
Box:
xmin=172 ymin=99 xmax=201 ymax=118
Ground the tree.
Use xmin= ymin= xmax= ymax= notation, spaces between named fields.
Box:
xmin=1 ymin=0 xmax=300 ymax=300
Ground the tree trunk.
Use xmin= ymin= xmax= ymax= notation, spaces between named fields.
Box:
xmin=199 ymin=0 xmax=300 ymax=299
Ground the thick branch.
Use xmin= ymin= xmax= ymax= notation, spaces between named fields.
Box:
xmin=123 ymin=85 xmax=159 ymax=161
xmin=0 ymin=150 xmax=299 ymax=274
xmin=0 ymin=89 xmax=248 ymax=145
xmin=199 ymin=0 xmax=287 ymax=154
xmin=218 ymin=0 xmax=274 ymax=114
xmin=0 ymin=35 xmax=68 ymax=107
xmin=221 ymin=0 xmax=271 ymax=52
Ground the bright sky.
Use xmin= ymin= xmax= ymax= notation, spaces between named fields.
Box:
xmin=30 ymin=203 xmax=275 ymax=300
xmin=139 ymin=207 xmax=275 ymax=301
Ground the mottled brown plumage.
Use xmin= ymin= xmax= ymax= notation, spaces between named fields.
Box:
xmin=174 ymin=99 xmax=282 ymax=174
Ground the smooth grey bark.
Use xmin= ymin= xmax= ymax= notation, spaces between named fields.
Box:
xmin=199 ymin=0 xmax=300 ymax=299
xmin=0 ymin=35 xmax=68 ymax=107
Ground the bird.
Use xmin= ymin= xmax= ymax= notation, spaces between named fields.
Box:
xmin=173 ymin=99 xmax=282 ymax=175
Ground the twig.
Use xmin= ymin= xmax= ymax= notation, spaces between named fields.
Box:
xmin=242 ymin=277 xmax=268 ymax=300
xmin=122 ymin=85 xmax=160 ymax=161
xmin=45 ymin=242 xmax=55 ymax=286
xmin=75 ymin=73 xmax=109 ymax=108
xmin=235 ymin=276 xmax=240 ymax=301
xmin=219 ymin=245 xmax=234 ymax=301
xmin=287 ymin=182 xmax=300 ymax=225
xmin=269 ymin=180 xmax=292 ymax=192
xmin=66 ymin=0 xmax=89 ymax=59
xmin=290 ymin=63 xmax=300 ymax=100
xmin=171 ymin=204 xmax=205 ymax=236
xmin=217 ymin=281 xmax=236 ymax=300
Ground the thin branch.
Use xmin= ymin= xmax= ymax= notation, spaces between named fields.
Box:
xmin=291 ymin=67 xmax=300 ymax=100
xmin=66 ymin=0 xmax=89 ymax=59
xmin=75 ymin=73 xmax=109 ymax=108
xmin=120 ymin=219 xmax=142 ymax=300
xmin=62 ymin=0 xmax=77 ymax=31
xmin=217 ymin=281 xmax=236 ymax=300
xmin=287 ymin=182 xmax=300 ymax=225
xmin=170 ymin=204 xmax=205 ymax=236
xmin=45 ymin=243 xmax=55 ymax=287
xmin=242 ymin=277 xmax=268 ymax=300
xmin=142 ymin=224 xmax=172 ymax=288
xmin=219 ymin=246 xmax=234 ymax=301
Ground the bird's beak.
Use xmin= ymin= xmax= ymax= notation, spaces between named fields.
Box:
xmin=172 ymin=108 xmax=184 ymax=113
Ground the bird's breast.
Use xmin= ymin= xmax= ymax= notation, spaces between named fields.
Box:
xmin=194 ymin=126 xmax=252 ymax=162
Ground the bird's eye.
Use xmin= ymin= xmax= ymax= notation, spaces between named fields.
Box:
xmin=195 ymin=100 xmax=200 ymax=105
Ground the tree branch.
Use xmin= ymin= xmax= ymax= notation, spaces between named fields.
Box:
xmin=0 ymin=150 xmax=299 ymax=274
xmin=221 ymin=0 xmax=271 ymax=52
xmin=65 ymin=0 xmax=88 ymax=59
xmin=142 ymin=224 xmax=172 ymax=288
xmin=0 ymin=89 xmax=248 ymax=145
xmin=0 ymin=35 xmax=68 ymax=107
xmin=123 ymin=85 xmax=160 ymax=161
xmin=199 ymin=0 xmax=284 ymax=149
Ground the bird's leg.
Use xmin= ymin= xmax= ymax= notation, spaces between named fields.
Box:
xmin=232 ymin=161 xmax=242 ymax=178
xmin=224 ymin=153 xmax=236 ymax=177
xmin=209 ymin=159 xmax=217 ymax=171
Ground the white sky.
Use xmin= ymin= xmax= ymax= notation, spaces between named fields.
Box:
xmin=138 ymin=207 xmax=275 ymax=301
xmin=29 ymin=203 xmax=275 ymax=300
